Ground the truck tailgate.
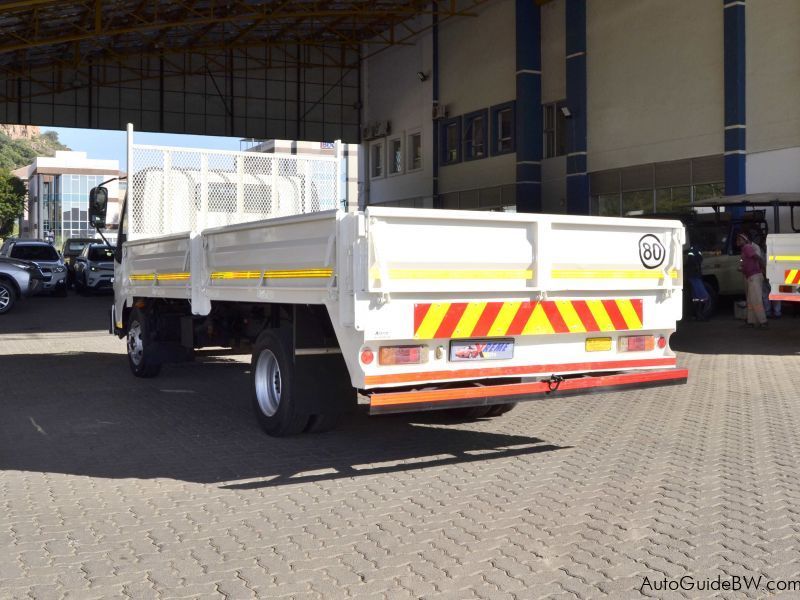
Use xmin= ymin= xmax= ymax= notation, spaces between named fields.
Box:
xmin=767 ymin=233 xmax=800 ymax=302
xmin=366 ymin=208 xmax=683 ymax=294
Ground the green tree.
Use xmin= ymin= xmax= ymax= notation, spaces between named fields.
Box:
xmin=0 ymin=170 xmax=26 ymax=237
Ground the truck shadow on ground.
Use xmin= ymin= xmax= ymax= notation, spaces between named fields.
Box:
xmin=0 ymin=352 xmax=565 ymax=488
xmin=0 ymin=292 xmax=111 ymax=335
xmin=671 ymin=311 xmax=800 ymax=356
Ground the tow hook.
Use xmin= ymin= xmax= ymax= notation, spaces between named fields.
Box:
xmin=545 ymin=375 xmax=564 ymax=393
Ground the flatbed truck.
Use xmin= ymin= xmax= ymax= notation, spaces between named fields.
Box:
xmin=89 ymin=126 xmax=688 ymax=436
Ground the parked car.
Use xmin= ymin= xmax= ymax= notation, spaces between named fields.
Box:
xmin=61 ymin=237 xmax=97 ymax=287
xmin=73 ymin=243 xmax=115 ymax=294
xmin=0 ymin=256 xmax=45 ymax=314
xmin=0 ymin=240 xmax=68 ymax=296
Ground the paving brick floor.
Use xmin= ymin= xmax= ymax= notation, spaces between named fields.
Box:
xmin=2 ymin=294 xmax=800 ymax=599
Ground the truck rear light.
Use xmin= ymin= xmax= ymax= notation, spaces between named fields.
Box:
xmin=360 ymin=348 xmax=374 ymax=365
xmin=779 ymin=285 xmax=796 ymax=293
xmin=618 ymin=335 xmax=655 ymax=352
xmin=657 ymin=335 xmax=667 ymax=349
xmin=379 ymin=345 xmax=427 ymax=365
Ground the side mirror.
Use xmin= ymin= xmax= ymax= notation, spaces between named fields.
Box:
xmin=89 ymin=186 xmax=108 ymax=228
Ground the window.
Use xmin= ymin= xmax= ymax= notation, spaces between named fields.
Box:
xmin=656 ymin=186 xmax=690 ymax=213
xmin=88 ymin=246 xmax=115 ymax=261
xmin=371 ymin=142 xmax=384 ymax=178
xmin=622 ymin=190 xmax=654 ymax=216
xmin=592 ymin=194 xmax=621 ymax=217
xmin=464 ymin=110 xmax=488 ymax=160
xmin=407 ymin=131 xmax=422 ymax=171
xmin=10 ymin=244 xmax=59 ymax=261
xmin=491 ymin=102 xmax=515 ymax=155
xmin=388 ymin=137 xmax=403 ymax=175
xmin=543 ymin=101 xmax=568 ymax=158
xmin=693 ymin=183 xmax=725 ymax=203
xmin=440 ymin=117 xmax=461 ymax=165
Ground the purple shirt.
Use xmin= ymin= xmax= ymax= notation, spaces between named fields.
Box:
xmin=740 ymin=243 xmax=762 ymax=278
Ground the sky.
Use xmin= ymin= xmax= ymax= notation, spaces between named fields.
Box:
xmin=41 ymin=126 xmax=249 ymax=171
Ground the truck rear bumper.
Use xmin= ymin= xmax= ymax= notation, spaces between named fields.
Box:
xmin=366 ymin=368 xmax=688 ymax=415
xmin=769 ymin=293 xmax=800 ymax=303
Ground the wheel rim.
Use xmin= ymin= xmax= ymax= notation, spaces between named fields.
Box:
xmin=128 ymin=321 xmax=144 ymax=366
xmin=254 ymin=348 xmax=282 ymax=417
xmin=0 ymin=286 xmax=9 ymax=310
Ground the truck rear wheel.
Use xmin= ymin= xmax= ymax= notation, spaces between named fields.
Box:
xmin=251 ymin=330 xmax=309 ymax=436
xmin=127 ymin=307 xmax=162 ymax=378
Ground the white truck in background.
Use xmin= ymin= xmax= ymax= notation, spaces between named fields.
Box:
xmin=768 ymin=234 xmax=800 ymax=304
xmin=88 ymin=125 xmax=688 ymax=436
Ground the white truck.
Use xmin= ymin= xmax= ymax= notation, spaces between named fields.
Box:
xmin=767 ymin=234 xmax=800 ymax=304
xmin=88 ymin=126 xmax=688 ymax=436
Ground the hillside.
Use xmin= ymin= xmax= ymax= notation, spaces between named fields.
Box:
xmin=0 ymin=124 xmax=69 ymax=171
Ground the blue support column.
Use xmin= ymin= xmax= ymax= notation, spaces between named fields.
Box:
xmin=724 ymin=0 xmax=746 ymax=196
xmin=515 ymin=0 xmax=542 ymax=213
xmin=565 ymin=0 xmax=588 ymax=215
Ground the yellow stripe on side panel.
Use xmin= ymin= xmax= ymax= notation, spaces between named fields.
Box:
xmin=264 ymin=269 xmax=333 ymax=279
xmin=385 ymin=268 xmax=533 ymax=280
xmin=555 ymin=300 xmax=586 ymax=333
xmin=452 ymin=302 xmax=487 ymax=338
xmin=522 ymin=302 xmax=555 ymax=335
xmin=130 ymin=274 xmax=155 ymax=281
xmin=552 ymin=269 xmax=679 ymax=280
xmin=211 ymin=271 xmax=262 ymax=280
xmin=616 ymin=299 xmax=643 ymax=329
xmin=156 ymin=273 xmax=190 ymax=281
xmin=586 ymin=299 xmax=615 ymax=331
xmin=770 ymin=255 xmax=800 ymax=261
xmin=211 ymin=269 xmax=334 ymax=280
xmin=488 ymin=301 xmax=521 ymax=337
xmin=415 ymin=303 xmax=452 ymax=340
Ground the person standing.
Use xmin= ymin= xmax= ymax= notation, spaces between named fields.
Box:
xmin=685 ymin=243 xmax=709 ymax=320
xmin=737 ymin=232 xmax=768 ymax=328
xmin=752 ymin=232 xmax=782 ymax=319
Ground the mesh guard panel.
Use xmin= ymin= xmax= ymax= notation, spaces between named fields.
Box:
xmin=129 ymin=145 xmax=338 ymax=239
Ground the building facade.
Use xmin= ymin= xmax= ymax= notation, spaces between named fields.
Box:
xmin=359 ymin=0 xmax=799 ymax=222
xmin=18 ymin=151 xmax=121 ymax=246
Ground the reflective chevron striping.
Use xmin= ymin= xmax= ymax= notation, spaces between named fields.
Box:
xmin=784 ymin=270 xmax=800 ymax=285
xmin=413 ymin=299 xmax=645 ymax=339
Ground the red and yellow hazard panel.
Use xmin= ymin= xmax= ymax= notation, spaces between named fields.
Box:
xmin=784 ymin=270 xmax=800 ymax=285
xmin=413 ymin=299 xmax=644 ymax=339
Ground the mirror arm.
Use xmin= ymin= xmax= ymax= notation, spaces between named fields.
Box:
xmin=94 ymin=226 xmax=113 ymax=248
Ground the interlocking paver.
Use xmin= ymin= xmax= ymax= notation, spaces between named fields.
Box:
xmin=3 ymin=295 xmax=800 ymax=599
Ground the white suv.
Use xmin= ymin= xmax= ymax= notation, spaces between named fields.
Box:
xmin=0 ymin=240 xmax=68 ymax=297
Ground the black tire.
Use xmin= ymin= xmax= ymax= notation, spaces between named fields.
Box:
xmin=485 ymin=402 xmax=517 ymax=417
xmin=700 ymin=281 xmax=718 ymax=318
xmin=251 ymin=330 xmax=309 ymax=436
xmin=304 ymin=413 xmax=340 ymax=434
xmin=683 ymin=280 xmax=718 ymax=320
xmin=0 ymin=280 xmax=16 ymax=314
xmin=127 ymin=307 xmax=162 ymax=378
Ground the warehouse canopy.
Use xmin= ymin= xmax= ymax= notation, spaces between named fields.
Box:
xmin=0 ymin=0 xmax=486 ymax=142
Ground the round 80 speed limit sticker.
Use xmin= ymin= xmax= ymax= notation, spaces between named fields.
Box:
xmin=639 ymin=234 xmax=666 ymax=269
